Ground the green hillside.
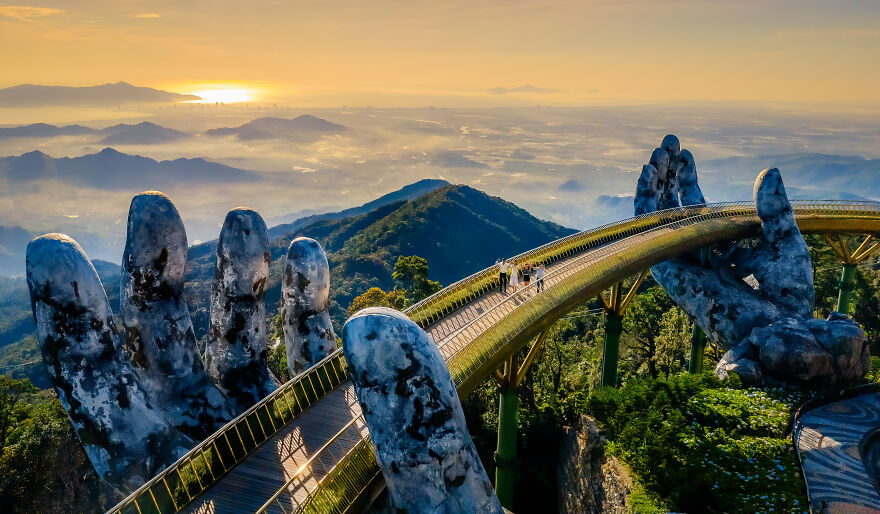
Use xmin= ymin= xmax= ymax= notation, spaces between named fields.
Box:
xmin=0 ymin=184 xmax=575 ymax=387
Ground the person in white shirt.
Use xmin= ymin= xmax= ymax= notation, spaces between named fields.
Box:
xmin=497 ymin=258 xmax=508 ymax=293
xmin=536 ymin=262 xmax=546 ymax=293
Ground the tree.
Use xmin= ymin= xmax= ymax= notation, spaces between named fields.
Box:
xmin=0 ymin=377 xmax=37 ymax=455
xmin=622 ymin=286 xmax=675 ymax=379
xmin=392 ymin=255 xmax=443 ymax=303
xmin=348 ymin=287 xmax=393 ymax=315
xmin=655 ymin=307 xmax=692 ymax=378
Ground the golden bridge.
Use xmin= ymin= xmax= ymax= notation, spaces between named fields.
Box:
xmin=107 ymin=200 xmax=880 ymax=514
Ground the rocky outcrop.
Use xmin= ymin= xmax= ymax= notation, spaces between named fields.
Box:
xmin=343 ymin=307 xmax=503 ymax=513
xmin=557 ymin=415 xmax=631 ymax=514
xmin=281 ymin=237 xmax=337 ymax=375
xmin=635 ymin=135 xmax=869 ymax=387
xmin=204 ymin=208 xmax=278 ymax=411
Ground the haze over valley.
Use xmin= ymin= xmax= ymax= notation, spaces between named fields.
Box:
xmin=1 ymin=88 xmax=878 ymax=276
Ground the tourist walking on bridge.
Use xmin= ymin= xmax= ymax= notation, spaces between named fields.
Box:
xmin=497 ymin=258 xmax=509 ymax=293
xmin=510 ymin=260 xmax=520 ymax=293
xmin=536 ymin=262 xmax=545 ymax=292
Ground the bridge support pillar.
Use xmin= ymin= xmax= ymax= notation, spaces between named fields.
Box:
xmin=836 ymin=263 xmax=857 ymax=315
xmin=824 ymin=234 xmax=879 ymax=316
xmin=492 ymin=331 xmax=546 ymax=510
xmin=598 ymin=270 xmax=649 ymax=388
xmin=495 ymin=383 xmax=518 ymax=508
xmin=688 ymin=324 xmax=707 ymax=374
xmin=600 ymin=312 xmax=623 ymax=387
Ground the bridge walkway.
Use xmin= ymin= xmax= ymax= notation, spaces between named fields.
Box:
xmin=794 ymin=389 xmax=880 ymax=513
xmin=106 ymin=200 xmax=880 ymax=514
xmin=183 ymin=234 xmax=603 ymax=513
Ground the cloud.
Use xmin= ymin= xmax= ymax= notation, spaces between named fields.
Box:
xmin=130 ymin=13 xmax=161 ymax=19
xmin=430 ymin=151 xmax=488 ymax=168
xmin=489 ymin=84 xmax=560 ymax=95
xmin=0 ymin=5 xmax=64 ymax=22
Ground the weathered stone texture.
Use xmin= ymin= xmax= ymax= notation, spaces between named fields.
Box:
xmin=204 ymin=208 xmax=278 ymax=411
xmin=557 ymin=415 xmax=632 ymax=514
xmin=26 ymin=234 xmax=192 ymax=491
xmin=120 ymin=192 xmax=234 ymax=439
xmin=281 ymin=237 xmax=337 ymax=375
xmin=343 ymin=307 xmax=503 ymax=514
xmin=636 ymin=135 xmax=869 ymax=387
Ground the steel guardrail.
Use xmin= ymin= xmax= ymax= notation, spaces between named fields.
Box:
xmin=108 ymin=200 xmax=880 ymax=514
xmin=273 ymin=200 xmax=880 ymax=514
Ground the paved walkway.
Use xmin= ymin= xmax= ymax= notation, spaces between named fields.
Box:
xmin=794 ymin=391 xmax=880 ymax=513
xmin=182 ymin=244 xmax=593 ymax=512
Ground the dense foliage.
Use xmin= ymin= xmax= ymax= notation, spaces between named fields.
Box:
xmin=588 ymin=374 xmax=807 ymax=512
xmin=0 ymin=377 xmax=118 ymax=513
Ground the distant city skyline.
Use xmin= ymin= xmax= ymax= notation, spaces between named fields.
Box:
xmin=1 ymin=1 xmax=879 ymax=108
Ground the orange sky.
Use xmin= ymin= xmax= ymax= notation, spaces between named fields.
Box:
xmin=1 ymin=0 xmax=879 ymax=107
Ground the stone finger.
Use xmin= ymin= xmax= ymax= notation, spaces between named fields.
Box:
xmin=205 ymin=208 xmax=279 ymax=412
xmin=634 ymin=164 xmax=659 ymax=215
xmin=27 ymin=234 xmax=192 ymax=491
xmin=343 ymin=307 xmax=503 ymax=514
xmin=746 ymin=168 xmax=814 ymax=318
xmin=121 ymin=191 xmax=235 ymax=437
xmin=677 ymin=149 xmax=706 ymax=206
xmin=281 ymin=236 xmax=337 ymax=375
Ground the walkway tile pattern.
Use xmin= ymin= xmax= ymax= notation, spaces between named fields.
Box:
xmin=794 ymin=392 xmax=880 ymax=513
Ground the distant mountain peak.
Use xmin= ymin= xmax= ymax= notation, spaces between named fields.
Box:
xmin=0 ymin=82 xmax=200 ymax=107
xmin=205 ymin=114 xmax=345 ymax=140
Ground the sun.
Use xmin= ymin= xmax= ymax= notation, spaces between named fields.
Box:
xmin=184 ymin=85 xmax=257 ymax=103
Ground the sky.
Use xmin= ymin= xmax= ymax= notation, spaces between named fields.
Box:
xmin=1 ymin=0 xmax=879 ymax=107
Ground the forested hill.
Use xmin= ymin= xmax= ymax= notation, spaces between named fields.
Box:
xmin=1 ymin=184 xmax=575 ymax=387
xmin=185 ymin=184 xmax=576 ymax=334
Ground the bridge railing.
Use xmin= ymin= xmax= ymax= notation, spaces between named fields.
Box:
xmin=108 ymin=199 xmax=880 ymax=514
xmin=106 ymin=351 xmax=348 ymax=514
xmin=444 ymin=199 xmax=880 ymax=389
xmin=276 ymin=199 xmax=880 ymax=514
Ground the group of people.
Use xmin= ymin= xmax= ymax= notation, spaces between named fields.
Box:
xmin=496 ymin=258 xmax=545 ymax=295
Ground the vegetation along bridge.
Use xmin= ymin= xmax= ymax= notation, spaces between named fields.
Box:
xmin=107 ymin=200 xmax=880 ymax=514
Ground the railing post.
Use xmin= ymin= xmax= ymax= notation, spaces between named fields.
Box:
xmin=600 ymin=311 xmax=623 ymax=387
xmin=688 ymin=324 xmax=707 ymax=374
xmin=836 ymin=263 xmax=857 ymax=315
xmin=494 ymin=383 xmax=518 ymax=509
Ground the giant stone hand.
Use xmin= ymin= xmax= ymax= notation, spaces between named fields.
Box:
xmin=26 ymin=191 xmax=337 ymax=491
xmin=634 ymin=135 xmax=869 ymax=386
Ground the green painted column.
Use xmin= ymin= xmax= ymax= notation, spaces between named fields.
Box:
xmin=836 ymin=263 xmax=857 ymax=315
xmin=688 ymin=324 xmax=707 ymax=374
xmin=600 ymin=312 xmax=623 ymax=387
xmin=494 ymin=385 xmax=519 ymax=509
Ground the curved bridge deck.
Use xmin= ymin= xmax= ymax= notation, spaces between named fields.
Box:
xmin=108 ymin=201 xmax=880 ymax=514
xmin=793 ymin=388 xmax=880 ymax=513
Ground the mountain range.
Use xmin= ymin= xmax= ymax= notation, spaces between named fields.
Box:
xmin=205 ymin=114 xmax=345 ymax=140
xmin=0 ymin=147 xmax=257 ymax=190
xmin=0 ymin=82 xmax=200 ymax=107
xmin=0 ymin=183 xmax=575 ymax=388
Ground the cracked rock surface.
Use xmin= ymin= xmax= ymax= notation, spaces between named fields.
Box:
xmin=204 ymin=208 xmax=279 ymax=412
xmin=25 ymin=191 xmax=300 ymax=492
xmin=343 ymin=307 xmax=503 ymax=514
xmin=281 ymin=236 xmax=337 ymax=376
xmin=635 ymin=135 xmax=869 ymax=387
xmin=120 ymin=192 xmax=235 ymax=439
xmin=27 ymin=234 xmax=193 ymax=491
